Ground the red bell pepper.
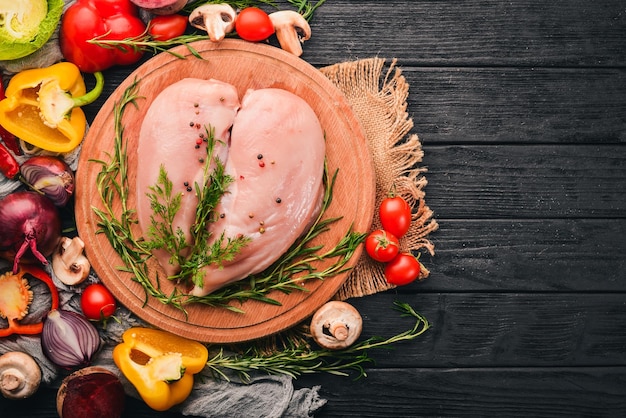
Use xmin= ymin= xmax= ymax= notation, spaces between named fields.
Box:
xmin=60 ymin=0 xmax=147 ymax=73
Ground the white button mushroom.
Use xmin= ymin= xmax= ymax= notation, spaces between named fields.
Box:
xmin=310 ymin=301 xmax=363 ymax=350
xmin=189 ymin=3 xmax=237 ymax=43
xmin=0 ymin=351 xmax=42 ymax=399
xmin=268 ymin=10 xmax=312 ymax=56
xmin=52 ymin=236 xmax=91 ymax=285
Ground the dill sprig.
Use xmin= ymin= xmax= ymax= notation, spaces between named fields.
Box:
xmin=146 ymin=126 xmax=251 ymax=287
xmin=205 ymin=302 xmax=430 ymax=382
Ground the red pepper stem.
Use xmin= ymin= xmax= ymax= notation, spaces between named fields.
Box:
xmin=72 ymin=71 xmax=104 ymax=107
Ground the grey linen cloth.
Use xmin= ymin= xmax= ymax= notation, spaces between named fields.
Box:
xmin=0 ymin=261 xmax=326 ymax=417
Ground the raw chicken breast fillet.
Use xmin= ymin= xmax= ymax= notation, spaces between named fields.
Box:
xmin=136 ymin=80 xmax=326 ymax=297
xmin=191 ymin=87 xmax=326 ymax=296
xmin=136 ymin=78 xmax=240 ymax=277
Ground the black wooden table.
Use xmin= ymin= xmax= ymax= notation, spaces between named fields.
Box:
xmin=2 ymin=1 xmax=625 ymax=416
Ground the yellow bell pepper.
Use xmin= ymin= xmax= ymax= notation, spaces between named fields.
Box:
xmin=0 ymin=62 xmax=103 ymax=153
xmin=113 ymin=327 xmax=209 ymax=411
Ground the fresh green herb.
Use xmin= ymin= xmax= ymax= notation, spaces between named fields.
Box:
xmin=144 ymin=126 xmax=250 ymax=288
xmin=89 ymin=31 xmax=209 ymax=59
xmin=90 ymin=79 xmax=187 ymax=309
xmin=287 ymin=0 xmax=328 ymax=20
xmin=205 ymin=302 xmax=430 ymax=381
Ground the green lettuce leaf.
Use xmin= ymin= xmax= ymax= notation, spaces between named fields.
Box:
xmin=0 ymin=0 xmax=65 ymax=61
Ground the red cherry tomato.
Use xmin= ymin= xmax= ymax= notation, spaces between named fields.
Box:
xmin=81 ymin=284 xmax=117 ymax=321
xmin=379 ymin=195 xmax=412 ymax=238
xmin=149 ymin=14 xmax=188 ymax=41
xmin=365 ymin=229 xmax=400 ymax=262
xmin=235 ymin=7 xmax=275 ymax=42
xmin=384 ymin=253 xmax=421 ymax=286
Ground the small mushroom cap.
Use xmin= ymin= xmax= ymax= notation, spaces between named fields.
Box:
xmin=0 ymin=351 xmax=42 ymax=399
xmin=269 ymin=11 xmax=312 ymax=56
xmin=189 ymin=3 xmax=237 ymax=42
xmin=52 ymin=237 xmax=91 ymax=286
xmin=310 ymin=301 xmax=363 ymax=350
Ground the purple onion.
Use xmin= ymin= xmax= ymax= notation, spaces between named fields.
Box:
xmin=0 ymin=191 xmax=61 ymax=273
xmin=41 ymin=309 xmax=101 ymax=368
xmin=20 ymin=156 xmax=75 ymax=207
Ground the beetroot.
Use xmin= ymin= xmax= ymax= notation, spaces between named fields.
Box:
xmin=57 ymin=367 xmax=125 ymax=418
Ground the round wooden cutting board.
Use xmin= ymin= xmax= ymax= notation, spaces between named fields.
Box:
xmin=75 ymin=39 xmax=375 ymax=343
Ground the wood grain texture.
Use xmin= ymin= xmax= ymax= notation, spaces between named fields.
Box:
xmin=296 ymin=367 xmax=626 ymax=417
xmin=422 ymin=144 xmax=626 ymax=219
xmin=303 ymin=0 xmax=626 ymax=67
xmin=418 ymin=219 xmax=626 ymax=292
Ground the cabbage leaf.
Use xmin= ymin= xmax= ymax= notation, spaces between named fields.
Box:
xmin=0 ymin=0 xmax=64 ymax=61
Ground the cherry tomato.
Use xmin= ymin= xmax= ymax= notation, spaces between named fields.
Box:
xmin=365 ymin=229 xmax=400 ymax=262
xmin=235 ymin=7 xmax=275 ymax=42
xmin=81 ymin=284 xmax=117 ymax=321
xmin=379 ymin=195 xmax=412 ymax=238
xmin=148 ymin=14 xmax=188 ymax=41
xmin=384 ymin=253 xmax=421 ymax=286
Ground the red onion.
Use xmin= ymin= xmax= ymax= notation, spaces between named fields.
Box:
xmin=19 ymin=156 xmax=75 ymax=207
xmin=0 ymin=191 xmax=61 ymax=273
xmin=41 ymin=309 xmax=101 ymax=368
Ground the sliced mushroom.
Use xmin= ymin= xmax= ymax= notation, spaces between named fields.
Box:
xmin=189 ymin=3 xmax=237 ymax=42
xmin=52 ymin=237 xmax=91 ymax=285
xmin=0 ymin=351 xmax=42 ymax=399
xmin=310 ymin=301 xmax=362 ymax=350
xmin=268 ymin=10 xmax=311 ymax=56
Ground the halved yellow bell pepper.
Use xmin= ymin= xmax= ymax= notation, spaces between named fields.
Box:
xmin=113 ymin=327 xmax=209 ymax=411
xmin=0 ymin=62 xmax=103 ymax=153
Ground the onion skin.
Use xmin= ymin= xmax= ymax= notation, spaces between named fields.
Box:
xmin=41 ymin=309 xmax=101 ymax=368
xmin=0 ymin=191 xmax=61 ymax=273
xmin=20 ymin=156 xmax=75 ymax=207
xmin=57 ymin=367 xmax=125 ymax=418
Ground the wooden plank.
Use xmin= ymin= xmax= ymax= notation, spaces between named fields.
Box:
xmin=421 ymin=144 xmax=626 ymax=218
xmin=305 ymin=0 xmax=626 ymax=67
xmin=296 ymin=366 xmax=626 ymax=417
xmin=418 ymin=219 xmax=626 ymax=292
xmin=5 ymin=366 xmax=625 ymax=417
xmin=404 ymin=68 xmax=626 ymax=144
xmin=346 ymin=293 xmax=626 ymax=368
xmin=86 ymin=67 xmax=626 ymax=146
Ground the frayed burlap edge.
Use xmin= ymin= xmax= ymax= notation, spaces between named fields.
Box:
xmin=321 ymin=58 xmax=439 ymax=300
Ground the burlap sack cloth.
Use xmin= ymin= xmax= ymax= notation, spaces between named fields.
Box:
xmin=0 ymin=58 xmax=437 ymax=418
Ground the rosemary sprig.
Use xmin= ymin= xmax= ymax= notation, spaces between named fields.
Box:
xmin=205 ymin=302 xmax=430 ymax=382
xmin=89 ymin=32 xmax=210 ymax=59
